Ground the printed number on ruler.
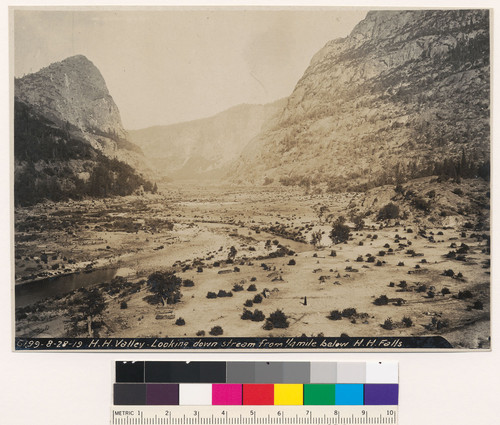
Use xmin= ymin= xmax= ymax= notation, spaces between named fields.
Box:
xmin=111 ymin=406 xmax=398 ymax=425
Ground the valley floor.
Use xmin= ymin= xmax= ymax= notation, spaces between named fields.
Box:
xmin=14 ymin=178 xmax=491 ymax=349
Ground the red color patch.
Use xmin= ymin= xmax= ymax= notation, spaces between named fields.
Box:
xmin=243 ymin=384 xmax=275 ymax=405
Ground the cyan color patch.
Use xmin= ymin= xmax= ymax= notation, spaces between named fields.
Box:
xmin=335 ymin=384 xmax=364 ymax=405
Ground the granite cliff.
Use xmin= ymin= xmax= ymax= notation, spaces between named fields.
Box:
xmin=14 ymin=55 xmax=155 ymax=205
xmin=230 ymin=10 xmax=490 ymax=189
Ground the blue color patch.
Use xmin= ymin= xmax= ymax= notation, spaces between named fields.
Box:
xmin=335 ymin=384 xmax=364 ymax=405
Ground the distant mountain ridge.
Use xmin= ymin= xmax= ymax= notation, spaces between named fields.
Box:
xmin=229 ymin=10 xmax=490 ymax=189
xmin=129 ymin=99 xmax=286 ymax=180
xmin=14 ymin=55 xmax=155 ymax=206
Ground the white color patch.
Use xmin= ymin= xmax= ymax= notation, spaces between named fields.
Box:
xmin=366 ymin=362 xmax=399 ymax=383
xmin=179 ymin=384 xmax=212 ymax=405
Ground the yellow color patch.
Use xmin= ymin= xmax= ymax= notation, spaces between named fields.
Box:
xmin=274 ymin=384 xmax=303 ymax=405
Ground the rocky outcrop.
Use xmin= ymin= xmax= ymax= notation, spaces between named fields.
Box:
xmin=14 ymin=55 xmax=155 ymax=206
xmin=230 ymin=10 xmax=490 ymax=189
xmin=15 ymin=55 xmax=127 ymax=142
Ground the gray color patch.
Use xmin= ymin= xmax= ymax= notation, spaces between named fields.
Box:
xmin=337 ymin=362 xmax=366 ymax=383
xmin=226 ymin=362 xmax=256 ymax=383
xmin=282 ymin=362 xmax=311 ymax=383
xmin=310 ymin=362 xmax=337 ymax=383
xmin=254 ymin=362 xmax=284 ymax=383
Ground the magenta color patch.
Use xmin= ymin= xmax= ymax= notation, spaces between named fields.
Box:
xmin=212 ymin=384 xmax=242 ymax=405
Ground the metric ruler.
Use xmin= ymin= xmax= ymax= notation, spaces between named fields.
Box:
xmin=111 ymin=406 xmax=398 ymax=425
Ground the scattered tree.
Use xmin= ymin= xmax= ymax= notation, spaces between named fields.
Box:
xmin=147 ymin=272 xmax=182 ymax=305
xmin=378 ymin=203 xmax=400 ymax=220
xmin=329 ymin=218 xmax=351 ymax=244
xmin=65 ymin=288 xmax=106 ymax=337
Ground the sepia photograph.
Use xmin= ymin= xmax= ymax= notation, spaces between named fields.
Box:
xmin=12 ymin=7 xmax=490 ymax=350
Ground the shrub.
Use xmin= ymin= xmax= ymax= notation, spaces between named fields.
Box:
xmin=241 ymin=309 xmax=253 ymax=320
xmin=412 ymin=197 xmax=431 ymax=213
xmin=329 ymin=310 xmax=342 ymax=320
xmin=397 ymin=261 xmax=405 ymax=266
xmin=436 ymin=319 xmax=449 ymax=330
xmin=16 ymin=311 xmax=28 ymax=321
xmin=374 ymin=295 xmax=389 ymax=306
xmin=217 ymin=290 xmax=233 ymax=298
xmin=244 ymin=299 xmax=254 ymax=307
xmin=330 ymin=250 xmax=337 ymax=257
xmin=427 ymin=291 xmax=435 ymax=298
xmin=265 ymin=309 xmax=289 ymax=329
xmin=443 ymin=269 xmax=455 ymax=277
xmin=416 ymin=284 xmax=427 ymax=293
xmin=288 ymin=259 xmax=296 ymax=266
xmin=458 ymin=290 xmax=473 ymax=300
xmin=120 ymin=301 xmax=128 ymax=309
xmin=196 ymin=330 xmax=205 ymax=336
xmin=183 ymin=279 xmax=195 ymax=287
xmin=441 ymin=287 xmax=451 ymax=295
xmin=251 ymin=309 xmax=266 ymax=322
xmin=375 ymin=260 xmax=383 ymax=266
xmin=402 ymin=316 xmax=413 ymax=327
xmin=250 ymin=277 xmax=257 ymax=282
xmin=209 ymin=326 xmax=223 ymax=336
xmin=247 ymin=284 xmax=257 ymax=291
xmin=175 ymin=317 xmax=185 ymax=326
xmin=378 ymin=250 xmax=386 ymax=256
xmin=232 ymin=284 xmax=244 ymax=292
xmin=356 ymin=255 xmax=364 ymax=262
xmin=253 ymin=294 xmax=263 ymax=304
xmin=342 ymin=308 xmax=357 ymax=318
xmin=367 ymin=256 xmax=375 ymax=263
xmin=382 ymin=317 xmax=394 ymax=330
xmin=206 ymin=291 xmax=217 ymax=299
xmin=473 ymin=300 xmax=484 ymax=310
xmin=378 ymin=203 xmax=400 ymax=220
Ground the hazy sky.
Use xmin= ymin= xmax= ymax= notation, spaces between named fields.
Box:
xmin=14 ymin=8 xmax=367 ymax=129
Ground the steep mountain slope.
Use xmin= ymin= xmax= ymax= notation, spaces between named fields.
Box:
xmin=230 ymin=10 xmax=490 ymax=189
xmin=129 ymin=99 xmax=286 ymax=180
xmin=14 ymin=55 xmax=155 ymax=206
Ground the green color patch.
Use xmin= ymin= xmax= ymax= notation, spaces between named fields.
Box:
xmin=304 ymin=384 xmax=336 ymax=405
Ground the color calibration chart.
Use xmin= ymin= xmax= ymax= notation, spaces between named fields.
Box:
xmin=112 ymin=361 xmax=398 ymax=424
